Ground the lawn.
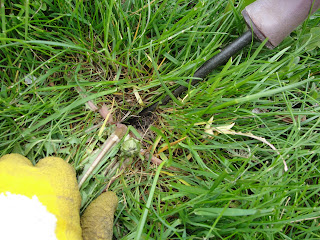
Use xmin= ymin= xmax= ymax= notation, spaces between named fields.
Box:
xmin=1 ymin=0 xmax=320 ymax=239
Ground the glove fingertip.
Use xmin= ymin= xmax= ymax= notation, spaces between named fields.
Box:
xmin=81 ymin=191 xmax=118 ymax=240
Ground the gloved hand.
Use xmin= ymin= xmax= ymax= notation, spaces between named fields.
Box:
xmin=0 ymin=153 xmax=118 ymax=240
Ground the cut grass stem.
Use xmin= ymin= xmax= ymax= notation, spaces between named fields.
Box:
xmin=1 ymin=1 xmax=320 ymax=239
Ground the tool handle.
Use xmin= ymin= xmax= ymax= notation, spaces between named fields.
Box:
xmin=242 ymin=0 xmax=320 ymax=48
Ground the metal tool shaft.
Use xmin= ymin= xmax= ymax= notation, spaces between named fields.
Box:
xmin=132 ymin=31 xmax=253 ymax=121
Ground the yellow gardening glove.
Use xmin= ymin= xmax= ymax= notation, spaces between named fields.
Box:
xmin=0 ymin=153 xmax=118 ymax=240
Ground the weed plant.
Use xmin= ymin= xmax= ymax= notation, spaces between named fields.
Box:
xmin=1 ymin=0 xmax=320 ymax=239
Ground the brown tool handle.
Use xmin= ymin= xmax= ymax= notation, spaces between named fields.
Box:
xmin=242 ymin=0 xmax=320 ymax=48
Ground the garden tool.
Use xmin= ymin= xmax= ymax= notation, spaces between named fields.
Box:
xmin=127 ymin=0 xmax=320 ymax=125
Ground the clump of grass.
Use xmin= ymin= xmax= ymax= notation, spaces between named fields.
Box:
xmin=1 ymin=0 xmax=320 ymax=239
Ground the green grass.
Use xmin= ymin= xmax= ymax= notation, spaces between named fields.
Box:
xmin=1 ymin=0 xmax=320 ymax=239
